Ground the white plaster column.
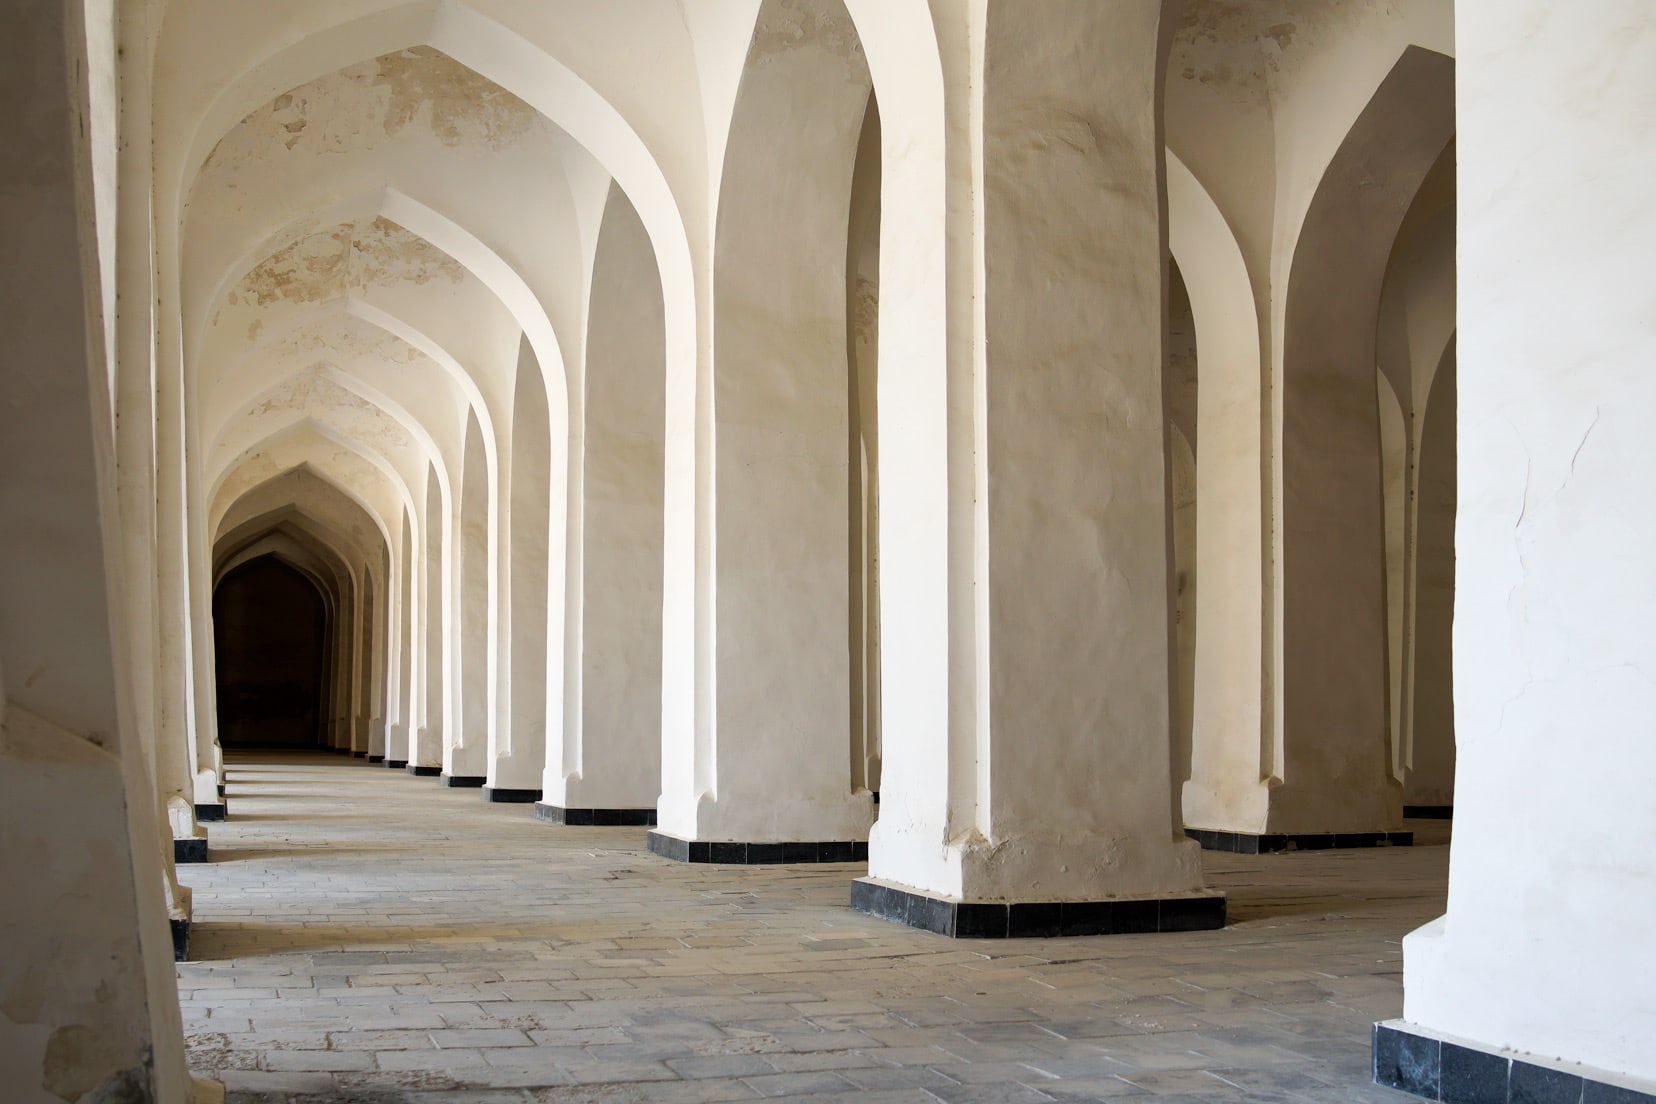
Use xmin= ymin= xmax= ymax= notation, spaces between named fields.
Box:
xmin=415 ymin=462 xmax=446 ymax=771
xmin=490 ymin=338 xmax=550 ymax=799
xmin=1165 ymin=155 xmax=1270 ymax=840
xmin=1266 ymin=48 xmax=1452 ymax=839
xmin=1405 ymin=352 xmax=1455 ymax=810
xmin=386 ymin=510 xmax=416 ymax=766
xmin=0 ymin=3 xmax=192 ymax=1095
xmin=184 ymin=423 xmax=225 ymax=806
xmin=652 ymin=0 xmax=876 ymax=856
xmin=446 ymin=411 xmax=491 ymax=782
xmin=860 ymin=0 xmax=1219 ymax=934
xmin=541 ymin=184 xmax=664 ymax=821
xmin=369 ymin=546 xmax=392 ymax=759
xmin=329 ymin=570 xmax=356 ymax=751
xmin=1386 ymin=2 xmax=1656 ymax=1092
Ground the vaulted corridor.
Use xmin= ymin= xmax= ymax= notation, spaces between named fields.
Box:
xmin=181 ymin=752 xmax=1448 ymax=1102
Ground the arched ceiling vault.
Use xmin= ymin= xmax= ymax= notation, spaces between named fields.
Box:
xmin=206 ymin=366 xmax=440 ymax=526
xmin=180 ymin=47 xmax=598 ymax=391
xmin=214 ymin=526 xmax=353 ymax=608
xmin=209 ymin=421 xmax=410 ymax=552
xmin=207 ymin=304 xmax=469 ymax=483
xmin=214 ymin=477 xmax=395 ymax=617
xmin=156 ymin=1 xmax=700 ymax=429
xmin=156 ymin=0 xmax=707 ymax=281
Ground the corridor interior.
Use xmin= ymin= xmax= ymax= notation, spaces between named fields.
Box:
xmin=181 ymin=751 xmax=1449 ymax=1103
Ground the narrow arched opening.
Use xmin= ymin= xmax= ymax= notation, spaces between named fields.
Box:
xmin=212 ymin=556 xmax=331 ymax=749
xmin=1166 ymin=260 xmax=1198 ymax=817
xmin=848 ymin=88 xmax=883 ymax=804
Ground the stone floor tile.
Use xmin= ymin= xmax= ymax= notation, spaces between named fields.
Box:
xmin=428 ymin=1027 xmax=533 ymax=1048
xmin=261 ymin=1049 xmax=375 ymax=1072
xmin=666 ymin=1054 xmax=781 ymax=1079
xmin=739 ymin=1070 xmax=857 ymax=1096
xmin=182 ymin=753 xmax=1452 ymax=1104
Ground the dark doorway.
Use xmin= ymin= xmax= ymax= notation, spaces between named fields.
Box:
xmin=214 ymin=556 xmax=329 ymax=749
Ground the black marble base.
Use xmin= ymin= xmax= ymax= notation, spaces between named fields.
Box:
xmin=195 ymin=803 xmax=226 ymax=822
xmin=1186 ymin=827 xmax=1412 ymax=854
xmin=441 ymin=774 xmax=485 ymax=788
xmin=407 ymin=764 xmax=441 ymax=777
xmin=646 ymin=831 xmax=867 ymax=864
xmin=851 ymin=878 xmax=1225 ymax=938
xmin=368 ymin=754 xmax=384 ymax=764
xmin=384 ymin=759 xmax=408 ymax=770
xmin=174 ymin=838 xmax=208 ymax=864
xmin=483 ymin=787 xmax=541 ymax=804
xmin=1374 ymin=1021 xmax=1655 ymax=1104
xmin=535 ymin=804 xmax=657 ymax=827
xmin=352 ymin=750 xmax=368 ymax=758
xmin=170 ymin=917 xmax=189 ymax=961
xmin=1404 ymin=804 xmax=1454 ymax=820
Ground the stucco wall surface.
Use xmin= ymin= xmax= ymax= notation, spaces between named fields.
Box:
xmin=1401 ymin=0 xmax=1656 ymax=1086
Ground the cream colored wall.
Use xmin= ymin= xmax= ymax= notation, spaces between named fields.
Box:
xmin=1407 ymin=351 xmax=1455 ymax=807
xmin=0 ymin=2 xmax=190 ymax=1100
xmin=651 ymin=0 xmax=877 ymax=844
xmin=1164 ymin=3 xmax=1458 ymax=837
xmin=1402 ymin=1 xmax=1656 ymax=1085
xmin=553 ymin=185 xmax=665 ymax=811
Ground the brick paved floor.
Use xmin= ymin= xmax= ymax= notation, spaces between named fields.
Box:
xmin=178 ymin=751 xmax=1447 ymax=1103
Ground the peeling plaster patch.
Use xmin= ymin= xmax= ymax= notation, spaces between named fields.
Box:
xmin=230 ymin=217 xmax=464 ymax=309
xmin=751 ymin=0 xmax=865 ymax=62
xmin=375 ymin=46 xmax=537 ymax=148
xmin=1170 ymin=0 xmax=1376 ymax=103
xmin=229 ymin=224 xmax=353 ymax=308
xmin=192 ymin=48 xmax=542 ymax=212
xmin=266 ymin=315 xmax=434 ymax=372
xmin=42 ymin=1025 xmax=148 ymax=1102
xmin=355 ymin=216 xmax=466 ymax=289
xmin=242 ymin=371 xmax=416 ymax=457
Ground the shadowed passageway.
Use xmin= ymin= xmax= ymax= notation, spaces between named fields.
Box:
xmin=178 ymin=751 xmax=1447 ymax=1102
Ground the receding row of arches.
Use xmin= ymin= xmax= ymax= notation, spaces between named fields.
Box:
xmin=168 ymin=4 xmax=1460 ymax=885
xmin=14 ymin=1 xmax=1655 ymax=1099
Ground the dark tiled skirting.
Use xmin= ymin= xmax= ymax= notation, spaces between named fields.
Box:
xmin=1404 ymin=804 xmax=1454 ymax=819
xmin=174 ymin=837 xmax=208 ymax=864
xmin=483 ymin=787 xmax=541 ymax=804
xmin=441 ymin=774 xmax=486 ymax=788
xmin=1374 ymin=1021 xmax=1656 ymax=1104
xmin=384 ymin=759 xmax=408 ymax=770
xmin=352 ymin=750 xmax=367 ymax=758
xmin=407 ymin=764 xmax=441 ymax=777
xmin=646 ymin=831 xmax=867 ymax=864
xmin=1186 ymin=827 xmax=1412 ymax=854
xmin=170 ymin=917 xmax=189 ymax=962
xmin=195 ymin=802 xmax=226 ymax=822
xmin=368 ymin=754 xmax=384 ymax=764
xmin=535 ymin=804 xmax=657 ymax=826
xmin=851 ymin=878 xmax=1225 ymax=939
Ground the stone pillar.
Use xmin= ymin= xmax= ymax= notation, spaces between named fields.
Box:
xmin=1 ymin=1 xmax=193 ymax=1094
xmin=539 ymin=184 xmax=664 ymax=827
xmin=1377 ymin=4 xmax=1656 ymax=1099
xmin=856 ymin=0 xmax=1221 ymax=937
xmin=385 ymin=511 xmax=416 ymax=768
xmin=445 ymin=411 xmax=490 ymax=785
xmin=185 ymin=442 xmax=225 ymax=810
xmin=651 ymin=0 xmax=876 ymax=862
xmin=483 ymin=339 xmax=549 ymax=801
xmin=411 ymin=462 xmax=445 ymax=774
